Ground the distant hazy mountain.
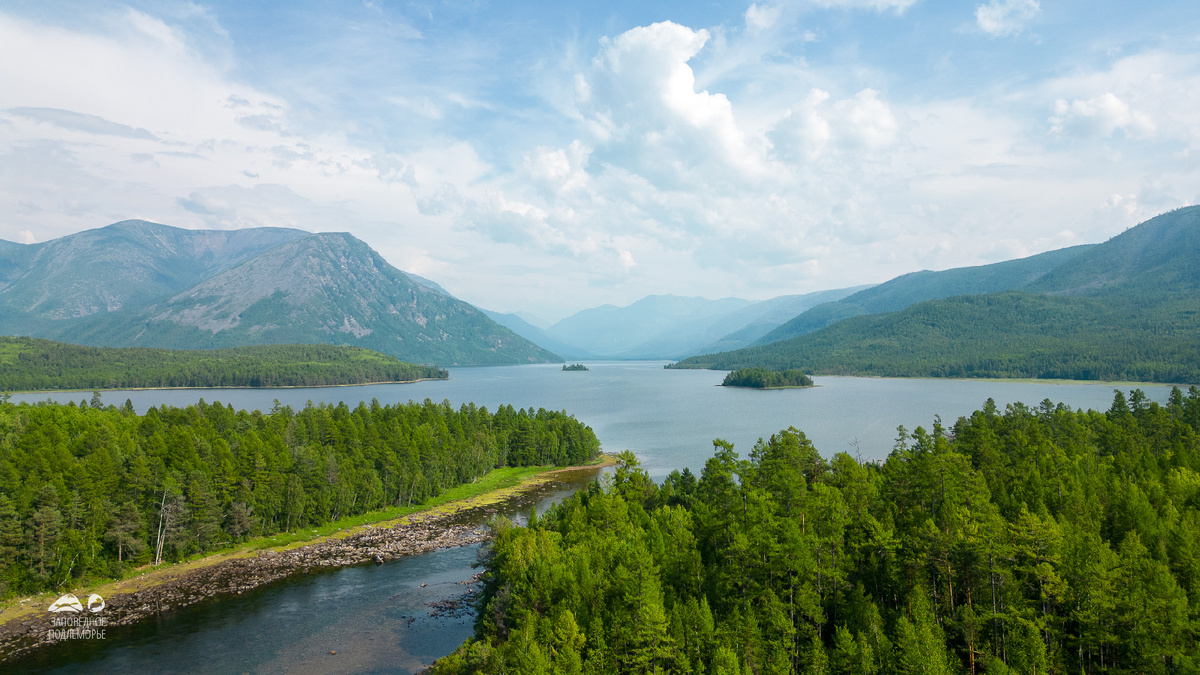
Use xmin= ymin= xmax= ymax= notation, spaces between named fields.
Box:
xmin=541 ymin=288 xmax=869 ymax=360
xmin=694 ymin=286 xmax=871 ymax=354
xmin=481 ymin=309 xmax=598 ymax=360
xmin=1 ymin=221 xmax=560 ymax=366
xmin=547 ymin=295 xmax=755 ymax=359
xmin=755 ymin=244 xmax=1095 ymax=345
xmin=673 ymin=206 xmax=1200 ymax=383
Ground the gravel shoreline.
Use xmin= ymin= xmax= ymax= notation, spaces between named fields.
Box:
xmin=0 ymin=508 xmax=492 ymax=664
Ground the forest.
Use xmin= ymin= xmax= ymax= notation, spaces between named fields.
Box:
xmin=722 ymin=369 xmax=814 ymax=389
xmin=0 ymin=395 xmax=599 ymax=597
xmin=0 ymin=337 xmax=447 ymax=391
xmin=670 ymin=292 xmax=1200 ymax=384
xmin=432 ymin=387 xmax=1200 ymax=675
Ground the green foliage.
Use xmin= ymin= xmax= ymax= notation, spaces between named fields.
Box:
xmin=0 ymin=336 xmax=448 ymax=391
xmin=722 ymin=368 xmax=813 ymax=389
xmin=434 ymin=387 xmax=1200 ymax=674
xmin=0 ymin=396 xmax=598 ymax=596
xmin=563 ymin=364 xmax=590 ymax=371
xmin=672 ymin=292 xmax=1200 ymax=383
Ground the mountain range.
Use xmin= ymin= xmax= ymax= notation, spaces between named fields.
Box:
xmin=521 ymin=287 xmax=869 ymax=360
xmin=0 ymin=221 xmax=558 ymax=366
xmin=5 ymin=206 xmax=1197 ymax=380
xmin=672 ymin=206 xmax=1200 ymax=383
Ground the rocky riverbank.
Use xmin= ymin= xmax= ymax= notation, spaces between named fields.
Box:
xmin=2 ymin=506 xmax=495 ymax=663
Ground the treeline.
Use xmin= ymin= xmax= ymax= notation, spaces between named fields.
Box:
xmin=433 ymin=387 xmax=1200 ymax=675
xmin=0 ymin=337 xmax=448 ymax=391
xmin=670 ymin=292 xmax=1200 ymax=384
xmin=722 ymin=368 xmax=813 ymax=389
xmin=0 ymin=396 xmax=599 ymax=597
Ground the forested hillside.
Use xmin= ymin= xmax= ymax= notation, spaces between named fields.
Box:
xmin=432 ymin=388 xmax=1200 ymax=675
xmin=0 ymin=398 xmax=599 ymax=597
xmin=0 ymin=337 xmax=446 ymax=391
xmin=671 ymin=292 xmax=1200 ymax=383
xmin=753 ymin=245 xmax=1093 ymax=345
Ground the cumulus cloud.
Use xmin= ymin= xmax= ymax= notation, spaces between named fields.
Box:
xmin=1049 ymin=93 xmax=1155 ymax=139
xmin=975 ymin=0 xmax=1040 ymax=37
xmin=578 ymin=21 xmax=759 ymax=182
xmin=769 ymin=88 xmax=898 ymax=159
xmin=1042 ymin=52 xmax=1200 ymax=147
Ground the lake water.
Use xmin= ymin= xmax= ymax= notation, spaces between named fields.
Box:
xmin=6 ymin=364 xmax=1181 ymax=672
xmin=11 ymin=362 xmax=1180 ymax=477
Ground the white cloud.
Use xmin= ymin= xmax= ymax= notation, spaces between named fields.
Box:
xmin=809 ymin=0 xmax=918 ymax=13
xmin=769 ymin=87 xmax=897 ymax=159
xmin=1042 ymin=52 xmax=1200 ymax=148
xmin=1049 ymin=93 xmax=1155 ymax=139
xmin=3 ymin=6 xmax=1200 ymax=321
xmin=745 ymin=4 xmax=783 ymax=32
xmin=975 ymin=0 xmax=1040 ymax=37
xmin=579 ymin=21 xmax=759 ymax=180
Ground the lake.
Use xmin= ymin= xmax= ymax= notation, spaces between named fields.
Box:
xmin=11 ymin=362 xmax=1180 ymax=477
xmin=6 ymin=364 xmax=1181 ymax=672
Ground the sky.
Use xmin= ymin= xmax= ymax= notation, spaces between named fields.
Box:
xmin=1 ymin=0 xmax=1198 ymax=322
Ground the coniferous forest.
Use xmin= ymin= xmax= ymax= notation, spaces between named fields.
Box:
xmin=432 ymin=388 xmax=1200 ymax=675
xmin=0 ymin=337 xmax=448 ymax=392
xmin=0 ymin=397 xmax=599 ymax=597
xmin=722 ymin=368 xmax=814 ymax=389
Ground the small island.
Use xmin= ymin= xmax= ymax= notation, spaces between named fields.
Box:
xmin=562 ymin=363 xmax=589 ymax=371
xmin=721 ymin=367 xmax=813 ymax=389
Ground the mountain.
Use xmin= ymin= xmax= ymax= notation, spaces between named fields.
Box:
xmin=1 ymin=221 xmax=560 ymax=366
xmin=1027 ymin=205 xmax=1200 ymax=297
xmin=0 ymin=221 xmax=311 ymax=334
xmin=693 ymin=286 xmax=871 ymax=354
xmin=754 ymin=244 xmax=1094 ymax=345
xmin=541 ymin=288 xmax=869 ymax=360
xmin=672 ymin=206 xmax=1200 ymax=383
xmin=546 ymin=295 xmax=755 ymax=359
xmin=481 ymin=309 xmax=598 ymax=360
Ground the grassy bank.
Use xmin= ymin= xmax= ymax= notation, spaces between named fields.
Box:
xmin=0 ymin=456 xmax=614 ymax=628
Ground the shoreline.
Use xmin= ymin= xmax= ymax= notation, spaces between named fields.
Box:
xmin=0 ymin=456 xmax=615 ymax=665
xmin=669 ymin=366 xmax=1194 ymax=388
xmin=0 ymin=376 xmax=449 ymax=396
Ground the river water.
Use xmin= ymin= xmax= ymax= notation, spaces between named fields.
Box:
xmin=6 ymin=364 xmax=1181 ymax=673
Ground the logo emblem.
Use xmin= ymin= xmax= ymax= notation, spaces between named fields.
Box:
xmin=87 ymin=594 xmax=105 ymax=613
xmin=48 ymin=594 xmax=83 ymax=613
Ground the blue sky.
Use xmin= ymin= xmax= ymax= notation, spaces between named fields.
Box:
xmin=1 ymin=0 xmax=1198 ymax=321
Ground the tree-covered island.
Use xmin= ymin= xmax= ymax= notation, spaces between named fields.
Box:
xmin=563 ymin=364 xmax=590 ymax=371
xmin=722 ymin=367 xmax=814 ymax=389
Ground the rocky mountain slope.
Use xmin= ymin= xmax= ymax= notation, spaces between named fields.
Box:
xmin=0 ymin=221 xmax=559 ymax=366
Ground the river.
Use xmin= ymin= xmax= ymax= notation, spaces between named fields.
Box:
xmin=6 ymin=364 xmax=1181 ymax=672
